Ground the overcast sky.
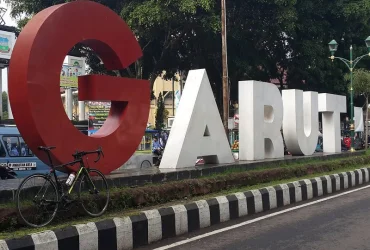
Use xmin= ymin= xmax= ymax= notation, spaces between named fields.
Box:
xmin=0 ymin=1 xmax=17 ymax=92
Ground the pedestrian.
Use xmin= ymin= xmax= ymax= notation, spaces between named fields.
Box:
xmin=160 ymin=131 xmax=168 ymax=148
xmin=152 ymin=137 xmax=162 ymax=156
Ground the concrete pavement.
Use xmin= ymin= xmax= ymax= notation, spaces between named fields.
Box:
xmin=142 ymin=184 xmax=370 ymax=250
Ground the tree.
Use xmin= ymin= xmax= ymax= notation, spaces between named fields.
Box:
xmin=3 ymin=0 xmax=297 ymax=107
xmin=4 ymin=0 xmax=219 ymax=86
xmin=2 ymin=91 xmax=8 ymax=119
xmin=164 ymin=109 xmax=169 ymax=125
xmin=155 ymin=93 xmax=165 ymax=130
xmin=345 ymin=69 xmax=370 ymax=149
xmin=2 ymin=91 xmax=7 ymax=112
xmin=286 ymin=0 xmax=370 ymax=96
xmin=4 ymin=0 xmax=370 ymax=110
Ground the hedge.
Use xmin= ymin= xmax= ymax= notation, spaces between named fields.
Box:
xmin=1 ymin=154 xmax=369 ymax=232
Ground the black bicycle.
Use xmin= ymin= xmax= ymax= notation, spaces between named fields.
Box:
xmin=16 ymin=146 xmax=109 ymax=228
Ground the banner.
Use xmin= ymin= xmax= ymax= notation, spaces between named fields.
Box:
xmin=60 ymin=57 xmax=85 ymax=88
xmin=354 ymin=107 xmax=364 ymax=132
xmin=0 ymin=30 xmax=15 ymax=60
xmin=88 ymin=101 xmax=111 ymax=130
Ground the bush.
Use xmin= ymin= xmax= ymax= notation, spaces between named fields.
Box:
xmin=1 ymin=154 xmax=370 ymax=231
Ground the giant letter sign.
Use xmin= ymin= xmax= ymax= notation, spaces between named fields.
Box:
xmin=318 ymin=94 xmax=346 ymax=153
xmin=8 ymin=1 xmax=150 ymax=174
xmin=239 ymin=81 xmax=284 ymax=160
xmin=159 ymin=69 xmax=234 ymax=169
xmin=282 ymin=90 xmax=319 ymax=155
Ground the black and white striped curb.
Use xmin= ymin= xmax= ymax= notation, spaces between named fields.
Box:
xmin=1 ymin=168 xmax=369 ymax=250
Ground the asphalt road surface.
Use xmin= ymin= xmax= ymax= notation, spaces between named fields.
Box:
xmin=141 ymin=184 xmax=370 ymax=250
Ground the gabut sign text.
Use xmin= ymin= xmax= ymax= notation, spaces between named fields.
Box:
xmin=159 ymin=70 xmax=348 ymax=169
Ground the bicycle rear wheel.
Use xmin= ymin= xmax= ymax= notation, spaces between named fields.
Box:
xmin=16 ymin=174 xmax=59 ymax=228
xmin=78 ymin=168 xmax=109 ymax=217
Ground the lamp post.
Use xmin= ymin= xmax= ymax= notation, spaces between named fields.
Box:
xmin=328 ymin=36 xmax=370 ymax=151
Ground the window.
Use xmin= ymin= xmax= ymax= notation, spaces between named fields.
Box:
xmin=19 ymin=137 xmax=33 ymax=157
xmin=3 ymin=136 xmax=20 ymax=157
xmin=3 ymin=136 xmax=33 ymax=157
xmin=164 ymin=92 xmax=174 ymax=106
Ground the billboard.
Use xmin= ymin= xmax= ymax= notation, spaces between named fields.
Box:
xmin=0 ymin=30 xmax=16 ymax=60
xmin=60 ymin=56 xmax=85 ymax=88
xmin=88 ymin=101 xmax=111 ymax=130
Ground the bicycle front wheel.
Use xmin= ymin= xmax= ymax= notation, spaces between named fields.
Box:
xmin=16 ymin=174 xmax=59 ymax=228
xmin=78 ymin=168 xmax=109 ymax=217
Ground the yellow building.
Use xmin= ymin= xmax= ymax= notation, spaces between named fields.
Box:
xmin=148 ymin=72 xmax=182 ymax=128
xmin=61 ymin=72 xmax=183 ymax=128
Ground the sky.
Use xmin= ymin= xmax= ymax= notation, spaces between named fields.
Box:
xmin=0 ymin=1 xmax=17 ymax=93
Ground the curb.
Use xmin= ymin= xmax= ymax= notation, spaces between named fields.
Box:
xmin=0 ymin=151 xmax=364 ymax=203
xmin=1 ymin=167 xmax=369 ymax=249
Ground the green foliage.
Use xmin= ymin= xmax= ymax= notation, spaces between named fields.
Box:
xmin=155 ymin=93 xmax=165 ymax=130
xmin=164 ymin=109 xmax=169 ymax=124
xmin=120 ymin=0 xmax=220 ymax=87
xmin=2 ymin=112 xmax=8 ymax=120
xmin=16 ymin=16 xmax=31 ymax=29
xmin=287 ymin=0 xmax=370 ymax=96
xmin=4 ymin=0 xmax=370 ymax=104
xmin=345 ymin=69 xmax=370 ymax=97
xmin=2 ymin=91 xmax=8 ymax=119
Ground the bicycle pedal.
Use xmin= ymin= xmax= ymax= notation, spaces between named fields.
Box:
xmin=61 ymin=195 xmax=75 ymax=204
xmin=64 ymin=197 xmax=75 ymax=204
xmin=61 ymin=199 xmax=76 ymax=209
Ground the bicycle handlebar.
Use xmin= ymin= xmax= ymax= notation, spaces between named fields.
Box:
xmin=93 ymin=146 xmax=104 ymax=163
xmin=72 ymin=146 xmax=104 ymax=163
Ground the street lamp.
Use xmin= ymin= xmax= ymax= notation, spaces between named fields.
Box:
xmin=328 ymin=37 xmax=370 ymax=152
xmin=328 ymin=40 xmax=338 ymax=55
xmin=366 ymin=36 xmax=370 ymax=51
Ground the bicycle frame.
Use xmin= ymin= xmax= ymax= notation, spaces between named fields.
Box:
xmin=66 ymin=165 xmax=95 ymax=195
xmin=47 ymin=156 xmax=97 ymax=199
xmin=16 ymin=146 xmax=106 ymax=228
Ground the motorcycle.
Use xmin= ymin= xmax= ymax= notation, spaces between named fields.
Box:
xmin=0 ymin=164 xmax=17 ymax=180
xmin=153 ymin=148 xmax=163 ymax=167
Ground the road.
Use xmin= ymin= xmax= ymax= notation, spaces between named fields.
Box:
xmin=141 ymin=185 xmax=370 ymax=250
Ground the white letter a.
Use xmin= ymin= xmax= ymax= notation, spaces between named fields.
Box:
xmin=159 ymin=69 xmax=234 ymax=169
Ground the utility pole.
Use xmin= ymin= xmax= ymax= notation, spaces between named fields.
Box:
xmin=172 ymin=77 xmax=175 ymax=116
xmin=221 ymin=0 xmax=229 ymax=136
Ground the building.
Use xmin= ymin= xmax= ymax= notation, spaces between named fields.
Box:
xmin=61 ymin=72 xmax=183 ymax=129
xmin=148 ymin=72 xmax=182 ymax=128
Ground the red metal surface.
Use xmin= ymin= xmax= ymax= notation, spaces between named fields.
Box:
xmin=8 ymin=1 xmax=150 ymax=174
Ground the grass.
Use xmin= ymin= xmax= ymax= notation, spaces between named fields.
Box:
xmin=197 ymin=164 xmax=365 ymax=199
xmin=196 ymin=153 xmax=363 ymax=179
xmin=0 ymin=159 xmax=369 ymax=240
